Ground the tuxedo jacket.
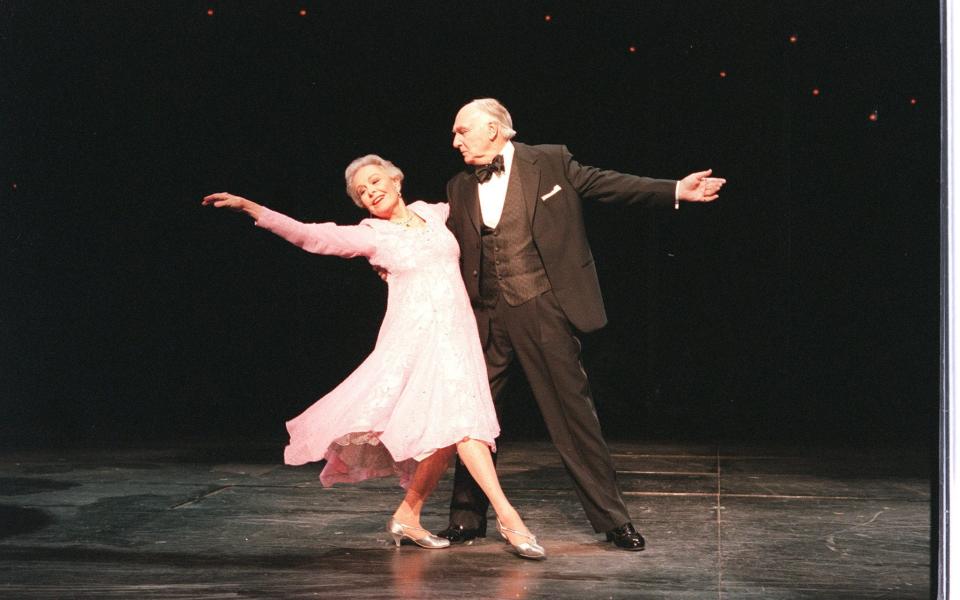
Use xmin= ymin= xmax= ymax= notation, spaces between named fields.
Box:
xmin=445 ymin=142 xmax=677 ymax=335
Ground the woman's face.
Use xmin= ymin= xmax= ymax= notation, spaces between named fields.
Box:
xmin=353 ymin=164 xmax=401 ymax=219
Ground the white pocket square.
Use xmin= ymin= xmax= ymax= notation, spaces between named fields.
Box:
xmin=540 ymin=185 xmax=562 ymax=201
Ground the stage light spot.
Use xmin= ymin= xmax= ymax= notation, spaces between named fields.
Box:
xmin=789 ymin=34 xmax=798 ymax=43
xmin=868 ymin=111 xmax=878 ymax=122
xmin=910 ymin=97 xmax=918 ymax=105
xmin=11 ymin=183 xmax=17 ymax=190
xmin=719 ymin=70 xmax=727 ymax=78
xmin=812 ymin=88 xmax=820 ymax=96
xmin=628 ymin=45 xmax=636 ymax=53
xmin=206 ymin=8 xmax=214 ymax=16
xmin=299 ymin=8 xmax=307 ymax=16
xmin=544 ymin=14 xmax=552 ymax=22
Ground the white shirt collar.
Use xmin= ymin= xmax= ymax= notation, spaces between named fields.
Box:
xmin=499 ymin=141 xmax=515 ymax=170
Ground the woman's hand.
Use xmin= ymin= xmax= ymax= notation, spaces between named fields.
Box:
xmin=202 ymin=192 xmax=264 ymax=221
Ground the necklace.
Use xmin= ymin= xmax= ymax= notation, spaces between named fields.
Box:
xmin=393 ymin=210 xmax=421 ymax=228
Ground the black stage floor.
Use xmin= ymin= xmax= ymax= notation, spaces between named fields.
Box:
xmin=0 ymin=440 xmax=932 ymax=599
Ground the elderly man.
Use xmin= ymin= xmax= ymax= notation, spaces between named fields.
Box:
xmin=439 ymin=98 xmax=725 ymax=550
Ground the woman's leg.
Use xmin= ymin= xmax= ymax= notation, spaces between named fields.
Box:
xmin=455 ymin=438 xmax=533 ymax=544
xmin=392 ymin=446 xmax=455 ymax=529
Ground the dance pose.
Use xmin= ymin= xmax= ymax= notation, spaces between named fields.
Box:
xmin=439 ymin=98 xmax=726 ymax=550
xmin=202 ymin=154 xmax=545 ymax=560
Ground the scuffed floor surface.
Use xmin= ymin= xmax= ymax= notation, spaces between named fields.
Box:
xmin=0 ymin=440 xmax=931 ymax=599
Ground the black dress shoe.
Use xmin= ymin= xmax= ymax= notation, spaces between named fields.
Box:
xmin=605 ymin=522 xmax=646 ymax=551
xmin=437 ymin=523 xmax=487 ymax=543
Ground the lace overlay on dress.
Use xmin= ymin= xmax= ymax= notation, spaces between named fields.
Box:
xmin=333 ymin=431 xmax=382 ymax=447
xmin=276 ymin=202 xmax=499 ymax=488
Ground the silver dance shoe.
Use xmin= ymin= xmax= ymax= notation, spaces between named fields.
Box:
xmin=386 ymin=518 xmax=451 ymax=549
xmin=496 ymin=518 xmax=547 ymax=560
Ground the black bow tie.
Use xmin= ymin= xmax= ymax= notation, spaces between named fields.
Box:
xmin=474 ymin=155 xmax=504 ymax=183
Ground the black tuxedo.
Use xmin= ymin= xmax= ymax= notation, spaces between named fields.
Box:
xmin=445 ymin=142 xmax=676 ymax=533
xmin=448 ymin=143 xmax=676 ymax=342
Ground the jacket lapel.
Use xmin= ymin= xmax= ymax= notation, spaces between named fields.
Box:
xmin=512 ymin=143 xmax=541 ymax=226
xmin=459 ymin=174 xmax=481 ymax=234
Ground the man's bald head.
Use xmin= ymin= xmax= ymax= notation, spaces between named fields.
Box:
xmin=451 ymin=98 xmax=516 ymax=165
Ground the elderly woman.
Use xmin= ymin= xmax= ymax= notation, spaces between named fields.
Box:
xmin=202 ymin=155 xmax=544 ymax=560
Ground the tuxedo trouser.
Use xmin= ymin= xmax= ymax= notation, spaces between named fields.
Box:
xmin=448 ymin=289 xmax=631 ymax=533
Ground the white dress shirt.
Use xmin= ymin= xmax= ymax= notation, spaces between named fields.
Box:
xmin=477 ymin=141 xmax=516 ymax=228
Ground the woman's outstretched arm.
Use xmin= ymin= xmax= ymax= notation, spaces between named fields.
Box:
xmin=202 ymin=192 xmax=377 ymax=259
xmin=202 ymin=192 xmax=264 ymax=220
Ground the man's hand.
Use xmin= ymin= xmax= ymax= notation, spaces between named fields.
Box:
xmin=677 ymin=169 xmax=727 ymax=203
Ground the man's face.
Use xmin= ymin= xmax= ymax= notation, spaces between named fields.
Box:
xmin=452 ymin=106 xmax=499 ymax=165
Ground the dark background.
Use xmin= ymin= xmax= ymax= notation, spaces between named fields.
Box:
xmin=0 ymin=1 xmax=941 ymax=448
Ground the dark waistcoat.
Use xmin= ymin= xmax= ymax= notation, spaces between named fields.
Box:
xmin=478 ymin=168 xmax=551 ymax=308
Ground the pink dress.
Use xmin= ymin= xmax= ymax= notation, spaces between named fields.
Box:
xmin=254 ymin=201 xmax=499 ymax=487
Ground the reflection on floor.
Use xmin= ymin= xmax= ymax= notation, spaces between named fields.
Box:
xmin=0 ymin=440 xmax=932 ymax=599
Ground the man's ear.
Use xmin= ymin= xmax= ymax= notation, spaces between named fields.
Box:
xmin=486 ymin=121 xmax=499 ymax=141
